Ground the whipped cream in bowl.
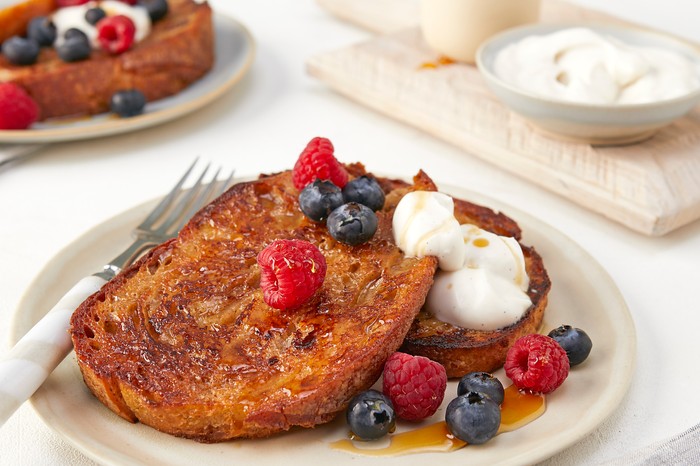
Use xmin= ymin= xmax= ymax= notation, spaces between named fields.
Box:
xmin=476 ymin=23 xmax=700 ymax=145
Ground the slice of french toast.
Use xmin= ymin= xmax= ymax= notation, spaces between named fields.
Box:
xmin=70 ymin=164 xmax=438 ymax=442
xmin=0 ymin=0 xmax=55 ymax=44
xmin=0 ymin=0 xmax=213 ymax=121
xmin=399 ymin=198 xmax=551 ymax=378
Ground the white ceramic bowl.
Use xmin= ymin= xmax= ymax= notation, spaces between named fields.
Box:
xmin=476 ymin=22 xmax=700 ymax=145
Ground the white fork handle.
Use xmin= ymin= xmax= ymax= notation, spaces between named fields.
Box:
xmin=0 ymin=275 xmax=106 ymax=427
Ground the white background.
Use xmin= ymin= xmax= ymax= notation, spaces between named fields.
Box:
xmin=1 ymin=0 xmax=700 ymax=464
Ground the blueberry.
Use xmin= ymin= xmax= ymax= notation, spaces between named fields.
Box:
xmin=110 ymin=89 xmax=147 ymax=117
xmin=64 ymin=28 xmax=89 ymax=42
xmin=27 ymin=17 xmax=56 ymax=47
xmin=342 ymin=175 xmax=385 ymax=211
xmin=141 ymin=0 xmax=169 ymax=22
xmin=1 ymin=36 xmax=40 ymax=65
xmin=457 ymin=372 xmax=505 ymax=405
xmin=299 ymin=179 xmax=344 ymax=222
xmin=327 ymin=202 xmax=378 ymax=246
xmin=56 ymin=37 xmax=91 ymax=62
xmin=548 ymin=325 xmax=592 ymax=366
xmin=346 ymin=389 xmax=395 ymax=440
xmin=445 ymin=392 xmax=501 ymax=445
xmin=85 ymin=7 xmax=107 ymax=25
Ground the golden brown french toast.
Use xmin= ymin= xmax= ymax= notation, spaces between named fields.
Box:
xmin=0 ymin=0 xmax=213 ymax=121
xmin=399 ymin=198 xmax=551 ymax=378
xmin=70 ymin=164 xmax=438 ymax=442
xmin=0 ymin=0 xmax=55 ymax=44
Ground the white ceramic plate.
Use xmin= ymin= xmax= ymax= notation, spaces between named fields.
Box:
xmin=0 ymin=13 xmax=255 ymax=143
xmin=11 ymin=183 xmax=636 ymax=466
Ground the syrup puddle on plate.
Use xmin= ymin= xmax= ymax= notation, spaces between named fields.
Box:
xmin=331 ymin=385 xmax=545 ymax=457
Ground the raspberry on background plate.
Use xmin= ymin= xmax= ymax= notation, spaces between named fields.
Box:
xmin=0 ymin=83 xmax=39 ymax=130
xmin=97 ymin=15 xmax=136 ymax=54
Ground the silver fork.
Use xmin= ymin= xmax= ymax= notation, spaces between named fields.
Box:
xmin=0 ymin=160 xmax=234 ymax=427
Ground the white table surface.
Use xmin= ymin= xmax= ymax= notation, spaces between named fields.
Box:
xmin=1 ymin=0 xmax=699 ymax=464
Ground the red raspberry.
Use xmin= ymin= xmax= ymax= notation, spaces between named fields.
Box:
xmin=117 ymin=0 xmax=138 ymax=4
xmin=292 ymin=137 xmax=348 ymax=190
xmin=382 ymin=352 xmax=447 ymax=421
xmin=505 ymin=334 xmax=570 ymax=394
xmin=97 ymin=15 xmax=136 ymax=54
xmin=0 ymin=83 xmax=39 ymax=130
xmin=56 ymin=0 xmax=90 ymax=6
xmin=257 ymin=239 xmax=327 ymax=310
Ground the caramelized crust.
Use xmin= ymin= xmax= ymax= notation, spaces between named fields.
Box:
xmin=70 ymin=166 xmax=437 ymax=442
xmin=400 ymin=200 xmax=551 ymax=378
xmin=0 ymin=0 xmax=56 ymax=44
xmin=0 ymin=0 xmax=213 ymax=120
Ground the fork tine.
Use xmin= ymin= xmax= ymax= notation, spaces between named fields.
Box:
xmin=169 ymin=169 xmax=236 ymax=235
xmin=155 ymin=162 xmax=212 ymax=235
xmin=137 ymin=158 xmax=198 ymax=230
xmin=214 ymin=169 xmax=236 ymax=198
xmin=174 ymin=166 xmax=222 ymax=232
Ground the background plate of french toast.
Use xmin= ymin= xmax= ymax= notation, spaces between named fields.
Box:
xmin=0 ymin=2 xmax=254 ymax=143
xmin=11 ymin=175 xmax=635 ymax=465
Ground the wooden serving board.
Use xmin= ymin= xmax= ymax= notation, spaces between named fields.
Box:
xmin=307 ymin=0 xmax=700 ymax=236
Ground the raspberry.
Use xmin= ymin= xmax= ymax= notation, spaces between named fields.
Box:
xmin=0 ymin=83 xmax=39 ymax=130
xmin=56 ymin=0 xmax=90 ymax=6
xmin=97 ymin=15 xmax=136 ymax=54
xmin=292 ymin=137 xmax=348 ymax=190
xmin=257 ymin=239 xmax=327 ymax=310
xmin=382 ymin=352 xmax=447 ymax=421
xmin=504 ymin=334 xmax=570 ymax=394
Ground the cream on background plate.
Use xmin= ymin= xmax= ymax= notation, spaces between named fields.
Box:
xmin=0 ymin=13 xmax=255 ymax=144
xmin=11 ymin=181 xmax=636 ymax=466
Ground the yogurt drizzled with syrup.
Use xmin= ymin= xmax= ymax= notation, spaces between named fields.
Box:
xmin=393 ymin=191 xmax=531 ymax=330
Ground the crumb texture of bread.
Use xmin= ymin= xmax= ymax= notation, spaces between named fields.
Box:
xmin=70 ymin=165 xmax=437 ymax=442
xmin=0 ymin=0 xmax=214 ymax=120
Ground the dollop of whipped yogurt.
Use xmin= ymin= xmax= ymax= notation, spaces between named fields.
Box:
xmin=52 ymin=1 xmax=152 ymax=48
xmin=393 ymin=191 xmax=532 ymax=331
xmin=392 ymin=191 xmax=464 ymax=272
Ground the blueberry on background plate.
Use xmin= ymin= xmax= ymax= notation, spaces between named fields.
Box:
xmin=548 ymin=325 xmax=593 ymax=366
xmin=299 ymin=179 xmax=344 ymax=222
xmin=445 ymin=392 xmax=501 ymax=445
xmin=85 ymin=7 xmax=107 ymax=26
xmin=342 ymin=175 xmax=385 ymax=211
xmin=64 ymin=28 xmax=89 ymax=42
xmin=457 ymin=372 xmax=505 ymax=405
xmin=2 ymin=36 xmax=40 ymax=65
xmin=27 ymin=17 xmax=57 ymax=47
xmin=57 ymin=36 xmax=91 ymax=62
xmin=110 ymin=89 xmax=147 ymax=117
xmin=346 ymin=389 xmax=396 ymax=440
xmin=142 ymin=0 xmax=169 ymax=22
xmin=327 ymin=202 xmax=378 ymax=246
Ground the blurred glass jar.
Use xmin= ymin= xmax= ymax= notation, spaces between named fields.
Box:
xmin=420 ymin=0 xmax=541 ymax=64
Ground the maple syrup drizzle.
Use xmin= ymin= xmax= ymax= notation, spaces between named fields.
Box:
xmin=419 ymin=56 xmax=456 ymax=70
xmin=331 ymin=385 xmax=545 ymax=457
xmin=472 ymin=237 xmax=490 ymax=248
